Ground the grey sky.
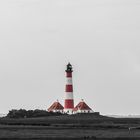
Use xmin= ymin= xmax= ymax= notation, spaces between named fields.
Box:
xmin=0 ymin=0 xmax=140 ymax=115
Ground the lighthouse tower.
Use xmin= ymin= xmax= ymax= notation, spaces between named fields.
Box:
xmin=64 ymin=63 xmax=74 ymax=114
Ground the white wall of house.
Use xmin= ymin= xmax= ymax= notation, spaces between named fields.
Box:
xmin=73 ymin=109 xmax=93 ymax=114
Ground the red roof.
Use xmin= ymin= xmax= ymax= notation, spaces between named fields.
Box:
xmin=73 ymin=100 xmax=92 ymax=111
xmin=48 ymin=101 xmax=64 ymax=112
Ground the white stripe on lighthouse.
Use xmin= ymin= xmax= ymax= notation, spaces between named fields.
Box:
xmin=66 ymin=77 xmax=73 ymax=85
xmin=65 ymin=92 xmax=73 ymax=99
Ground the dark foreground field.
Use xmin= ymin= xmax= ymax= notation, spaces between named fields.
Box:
xmin=0 ymin=114 xmax=140 ymax=139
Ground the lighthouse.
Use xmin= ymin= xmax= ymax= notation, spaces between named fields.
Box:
xmin=64 ymin=63 xmax=74 ymax=114
xmin=47 ymin=63 xmax=95 ymax=114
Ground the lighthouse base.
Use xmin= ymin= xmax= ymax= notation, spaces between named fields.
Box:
xmin=64 ymin=109 xmax=74 ymax=114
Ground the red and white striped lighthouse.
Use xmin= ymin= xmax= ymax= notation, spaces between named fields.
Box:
xmin=64 ymin=63 xmax=74 ymax=114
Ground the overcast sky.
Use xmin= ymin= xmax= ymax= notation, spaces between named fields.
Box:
xmin=0 ymin=0 xmax=140 ymax=115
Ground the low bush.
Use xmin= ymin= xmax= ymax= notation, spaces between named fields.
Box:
xmin=6 ymin=109 xmax=63 ymax=118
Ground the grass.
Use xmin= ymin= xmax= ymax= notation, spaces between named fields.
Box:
xmin=0 ymin=126 xmax=140 ymax=139
xmin=0 ymin=114 xmax=140 ymax=139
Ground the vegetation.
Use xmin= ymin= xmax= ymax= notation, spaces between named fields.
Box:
xmin=0 ymin=114 xmax=140 ymax=139
xmin=6 ymin=109 xmax=63 ymax=118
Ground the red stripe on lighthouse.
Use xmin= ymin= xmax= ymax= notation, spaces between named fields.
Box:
xmin=66 ymin=72 xmax=72 ymax=77
xmin=65 ymin=85 xmax=73 ymax=92
xmin=65 ymin=99 xmax=74 ymax=108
